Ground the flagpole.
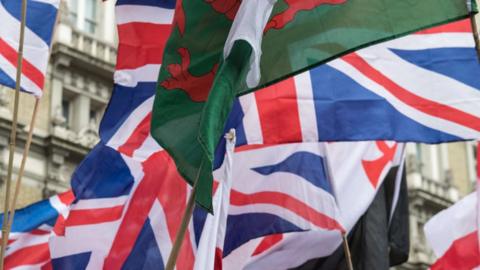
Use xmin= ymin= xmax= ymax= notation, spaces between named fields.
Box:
xmin=3 ymin=99 xmax=40 ymax=244
xmin=2 ymin=4 xmax=60 ymax=252
xmin=341 ymin=232 xmax=354 ymax=270
xmin=470 ymin=13 xmax=480 ymax=60
xmin=0 ymin=0 xmax=28 ymax=268
xmin=165 ymin=159 xmax=204 ymax=270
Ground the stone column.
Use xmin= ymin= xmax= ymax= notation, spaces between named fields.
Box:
xmin=72 ymin=94 xmax=90 ymax=132
xmin=49 ymin=77 xmax=63 ymax=126
xmin=0 ymin=136 xmax=7 ymax=186
xmin=0 ymin=87 xmax=11 ymax=119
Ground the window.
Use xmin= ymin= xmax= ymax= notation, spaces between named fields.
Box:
xmin=84 ymin=0 xmax=97 ymax=34
xmin=62 ymin=100 xmax=72 ymax=127
xmin=472 ymin=143 xmax=478 ymax=172
xmin=68 ymin=0 xmax=78 ymax=25
xmin=415 ymin=144 xmax=422 ymax=161
xmin=474 ymin=144 xmax=478 ymax=161
xmin=89 ymin=109 xmax=101 ymax=125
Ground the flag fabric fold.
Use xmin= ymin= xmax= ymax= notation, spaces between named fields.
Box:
xmin=0 ymin=0 xmax=59 ymax=97
xmin=151 ymin=0 xmax=476 ymax=210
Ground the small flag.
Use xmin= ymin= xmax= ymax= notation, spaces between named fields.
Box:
xmin=0 ymin=0 xmax=59 ymax=97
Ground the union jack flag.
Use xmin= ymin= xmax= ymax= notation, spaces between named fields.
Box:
xmin=0 ymin=0 xmax=59 ymax=97
xmin=0 ymin=190 xmax=73 ymax=270
xmin=226 ymin=19 xmax=480 ymax=146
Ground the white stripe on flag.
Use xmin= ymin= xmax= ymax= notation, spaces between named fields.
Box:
xmin=5 ymin=233 xmax=50 ymax=257
xmin=381 ymin=33 xmax=474 ymax=51
xmin=106 ymin=97 xmax=154 ymax=150
xmin=49 ymin=219 xmax=121 ymax=266
xmin=115 ymin=5 xmax=174 ymax=25
xmin=49 ymin=195 xmax=70 ymax=217
xmin=72 ymin=196 xmax=129 ymax=210
xmin=356 ymin=47 xmax=480 ymax=118
xmin=228 ymin=203 xmax=337 ymax=231
xmin=328 ymin=58 xmax=480 ymax=140
xmin=148 ymin=200 xmax=173 ymax=265
xmin=114 ymin=64 xmax=161 ymax=87
xmin=0 ymin=3 xmax=51 ymax=72
xmin=131 ymin=135 xmax=163 ymax=162
xmin=239 ymin=94 xmax=263 ymax=144
xmin=241 ymin=230 xmax=342 ymax=270
xmin=33 ymin=0 xmax=60 ymax=7
xmin=294 ymin=72 xmax=319 ymax=142
xmin=424 ymin=192 xmax=477 ymax=258
xmin=0 ymin=53 xmax=43 ymax=96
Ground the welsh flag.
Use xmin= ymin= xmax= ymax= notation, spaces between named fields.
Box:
xmin=151 ymin=0 xmax=475 ymax=210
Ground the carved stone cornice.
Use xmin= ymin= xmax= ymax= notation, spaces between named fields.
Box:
xmin=51 ymin=41 xmax=115 ymax=82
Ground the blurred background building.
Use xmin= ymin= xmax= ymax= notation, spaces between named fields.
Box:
xmin=0 ymin=0 xmax=116 ymax=205
xmin=0 ymin=1 xmax=477 ymax=269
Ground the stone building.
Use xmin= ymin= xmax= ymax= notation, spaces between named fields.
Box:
xmin=0 ymin=1 xmax=477 ymax=269
xmin=0 ymin=0 xmax=116 ymax=207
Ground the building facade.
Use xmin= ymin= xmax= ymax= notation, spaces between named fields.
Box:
xmin=0 ymin=0 xmax=116 ymax=207
xmin=0 ymin=1 xmax=477 ymax=269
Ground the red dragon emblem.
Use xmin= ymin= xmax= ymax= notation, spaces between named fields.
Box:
xmin=205 ymin=0 xmax=241 ymax=21
xmin=161 ymin=48 xmax=218 ymax=102
xmin=361 ymin=142 xmax=398 ymax=188
xmin=264 ymin=0 xmax=347 ymax=33
xmin=204 ymin=0 xmax=347 ymax=33
xmin=173 ymin=0 xmax=186 ymax=35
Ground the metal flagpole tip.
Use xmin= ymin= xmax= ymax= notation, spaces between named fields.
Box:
xmin=224 ymin=129 xmax=236 ymax=142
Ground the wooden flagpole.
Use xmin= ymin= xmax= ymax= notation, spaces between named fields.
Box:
xmin=165 ymin=160 xmax=204 ymax=270
xmin=3 ymin=100 xmax=40 ymax=245
xmin=1 ymin=3 xmax=60 ymax=253
xmin=0 ymin=0 xmax=28 ymax=268
xmin=341 ymin=232 xmax=354 ymax=270
xmin=471 ymin=13 xmax=480 ymax=60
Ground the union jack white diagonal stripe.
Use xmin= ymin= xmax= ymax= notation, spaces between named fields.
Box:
xmin=0 ymin=190 xmax=73 ymax=270
xmin=0 ymin=0 xmax=59 ymax=97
